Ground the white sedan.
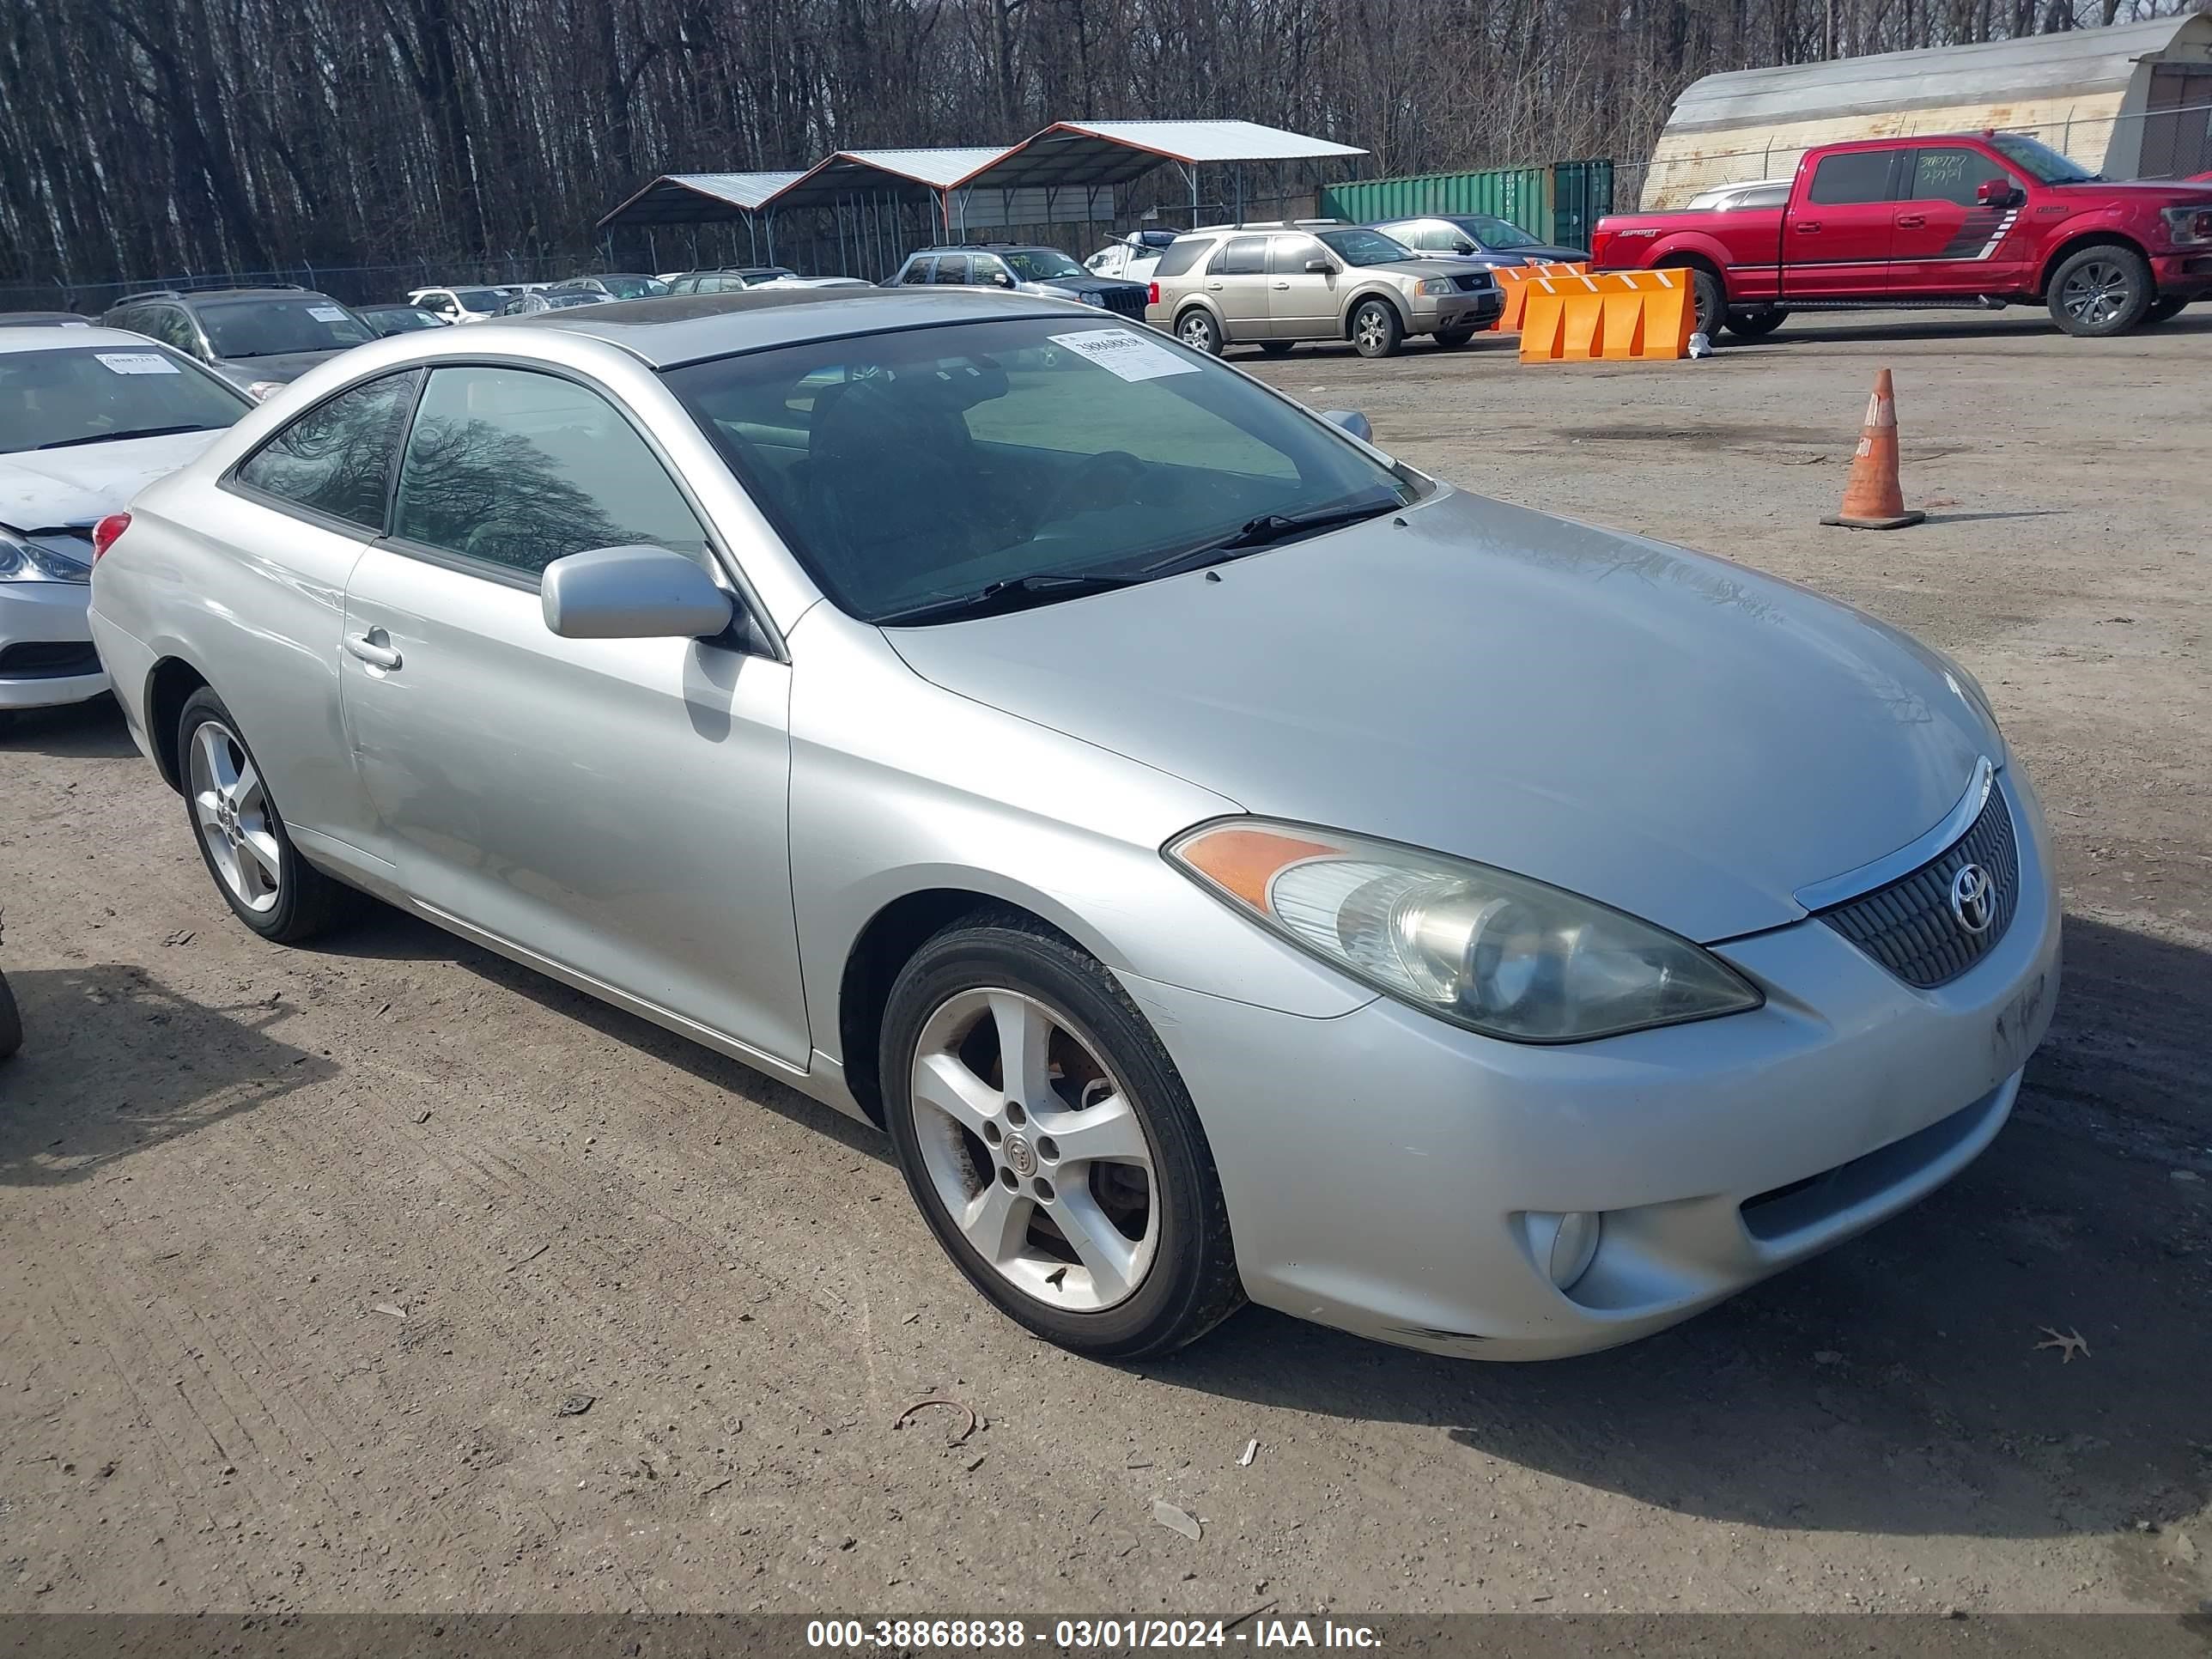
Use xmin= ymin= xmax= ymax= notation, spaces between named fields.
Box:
xmin=0 ymin=326 xmax=250 ymax=716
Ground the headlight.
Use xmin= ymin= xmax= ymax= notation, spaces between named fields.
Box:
xmin=2161 ymin=205 xmax=2212 ymax=246
xmin=0 ymin=528 xmax=92 ymax=584
xmin=1168 ymin=819 xmax=1763 ymax=1043
xmin=1081 ymin=290 xmax=1107 ymax=307
xmin=1414 ymin=277 xmax=1458 ymax=296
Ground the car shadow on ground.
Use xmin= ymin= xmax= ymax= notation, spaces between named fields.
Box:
xmin=0 ymin=963 xmax=337 ymax=1186
xmin=0 ymin=696 xmax=137 ymax=760
xmin=1146 ymin=912 xmax=2209 ymax=1547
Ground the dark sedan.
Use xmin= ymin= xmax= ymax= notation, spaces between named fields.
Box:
xmin=1370 ymin=213 xmax=1590 ymax=265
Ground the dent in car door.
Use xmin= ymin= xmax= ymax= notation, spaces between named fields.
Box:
xmin=1266 ymin=234 xmax=1339 ymax=340
xmin=1784 ymin=149 xmax=1901 ymax=298
xmin=337 ymin=362 xmax=810 ymax=1066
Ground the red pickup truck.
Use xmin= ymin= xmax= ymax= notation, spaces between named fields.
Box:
xmin=1591 ymin=131 xmax=2212 ymax=342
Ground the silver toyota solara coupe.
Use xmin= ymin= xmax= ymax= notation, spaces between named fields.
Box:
xmin=87 ymin=290 xmax=2059 ymax=1362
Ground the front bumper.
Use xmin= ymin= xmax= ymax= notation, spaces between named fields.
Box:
xmin=1409 ymin=290 xmax=1506 ymax=331
xmin=2150 ymin=252 xmax=2212 ymax=297
xmin=1121 ymin=767 xmax=2061 ymax=1360
xmin=0 ymin=580 xmax=107 ymax=709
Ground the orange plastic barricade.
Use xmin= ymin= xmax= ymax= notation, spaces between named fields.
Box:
xmin=1487 ymin=262 xmax=1592 ymax=332
xmin=1516 ymin=270 xmax=1693 ymax=363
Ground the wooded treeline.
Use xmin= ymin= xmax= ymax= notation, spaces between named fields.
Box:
xmin=0 ymin=0 xmax=2193 ymax=286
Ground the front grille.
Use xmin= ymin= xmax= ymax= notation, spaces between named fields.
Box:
xmin=1098 ymin=287 xmax=1147 ymax=319
xmin=0 ymin=641 xmax=100 ymax=678
xmin=1451 ymin=271 xmax=1496 ymax=293
xmin=1816 ymin=785 xmax=2019 ymax=988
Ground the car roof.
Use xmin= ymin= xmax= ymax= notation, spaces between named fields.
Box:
xmin=0 ymin=324 xmax=186 ymax=354
xmin=497 ymin=289 xmax=1079 ymax=368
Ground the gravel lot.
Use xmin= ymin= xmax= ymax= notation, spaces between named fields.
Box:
xmin=2 ymin=310 xmax=2207 ymax=1618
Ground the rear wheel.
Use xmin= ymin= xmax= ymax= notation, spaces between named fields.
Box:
xmin=1175 ymin=308 xmax=1222 ymax=356
xmin=1723 ymin=308 xmax=1786 ymax=341
xmin=1672 ymin=264 xmax=1726 ymax=338
xmin=1350 ymin=299 xmax=1403 ymax=358
xmin=2144 ymin=295 xmax=2190 ymax=325
xmin=1432 ymin=325 xmax=1479 ymax=348
xmin=880 ymin=913 xmax=1243 ymax=1360
xmin=178 ymin=688 xmax=352 ymax=944
xmin=2048 ymin=244 xmax=2153 ymax=337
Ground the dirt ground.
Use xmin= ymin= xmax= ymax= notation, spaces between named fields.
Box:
xmin=2 ymin=309 xmax=2207 ymax=1619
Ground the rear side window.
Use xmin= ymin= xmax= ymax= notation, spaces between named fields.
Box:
xmin=234 ymin=370 xmax=420 ymax=532
xmin=1904 ymin=147 xmax=2014 ymax=206
xmin=1808 ymin=150 xmax=1899 ymax=205
xmin=1151 ymin=238 xmax=1210 ymax=279
xmin=1209 ymin=236 xmax=1267 ymax=276
xmin=391 ymin=365 xmax=708 ymax=579
xmin=934 ymin=256 xmax=971 ymax=284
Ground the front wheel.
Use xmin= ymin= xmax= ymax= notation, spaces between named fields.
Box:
xmin=880 ymin=913 xmax=1243 ymax=1360
xmin=2144 ymin=295 xmax=2190 ymax=325
xmin=1723 ymin=308 xmax=1786 ymax=341
xmin=1175 ymin=308 xmax=1222 ymax=356
xmin=2048 ymin=244 xmax=2153 ymax=337
xmin=1350 ymin=299 xmax=1404 ymax=358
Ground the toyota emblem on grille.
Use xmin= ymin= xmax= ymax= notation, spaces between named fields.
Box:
xmin=1949 ymin=864 xmax=1996 ymax=935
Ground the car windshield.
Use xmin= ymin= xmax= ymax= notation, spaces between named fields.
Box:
xmin=0 ymin=344 xmax=248 ymax=454
xmin=1318 ymin=228 xmax=1417 ymax=267
xmin=1001 ymin=249 xmax=1084 ymax=282
xmin=450 ymin=288 xmax=505 ymax=311
xmin=368 ymin=307 xmax=443 ymax=334
xmin=198 ymin=297 xmax=374 ymax=358
xmin=598 ymin=275 xmax=672 ymax=299
xmin=1987 ymin=133 xmax=2098 ymax=185
xmin=1450 ymin=215 xmax=1540 ymax=249
xmin=665 ymin=314 xmax=1419 ymax=623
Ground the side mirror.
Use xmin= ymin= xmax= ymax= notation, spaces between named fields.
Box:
xmin=1975 ymin=178 xmax=2021 ymax=207
xmin=1321 ymin=409 xmax=1372 ymax=443
xmin=991 ymin=271 xmax=1015 ymax=289
xmin=542 ymin=545 xmax=735 ymax=641
xmin=1304 ymin=257 xmax=1334 ymax=274
xmin=1452 ymin=240 xmax=1478 ymax=255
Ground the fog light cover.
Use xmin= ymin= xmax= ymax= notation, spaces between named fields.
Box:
xmin=1523 ymin=1210 xmax=1601 ymax=1291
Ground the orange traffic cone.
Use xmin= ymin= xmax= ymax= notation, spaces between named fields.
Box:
xmin=1821 ymin=368 xmax=1924 ymax=530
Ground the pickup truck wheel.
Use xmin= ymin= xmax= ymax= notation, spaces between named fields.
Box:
xmin=2144 ymin=295 xmax=2189 ymax=325
xmin=1723 ymin=308 xmax=1786 ymax=341
xmin=1672 ymin=266 xmax=1726 ymax=338
xmin=1350 ymin=299 xmax=1404 ymax=358
xmin=2048 ymin=246 xmax=2153 ymax=337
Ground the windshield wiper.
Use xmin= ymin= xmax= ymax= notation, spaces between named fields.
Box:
xmin=1142 ymin=498 xmax=1402 ymax=577
xmin=875 ymin=570 xmax=1143 ymax=626
xmin=39 ymin=423 xmax=210 ymax=449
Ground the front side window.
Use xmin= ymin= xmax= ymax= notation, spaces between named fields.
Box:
xmin=234 ymin=370 xmax=419 ymax=530
xmin=1808 ymin=150 xmax=1899 ymax=205
xmin=1905 ymin=146 xmax=2016 ymax=206
xmin=665 ymin=315 xmax=1419 ymax=624
xmin=1316 ymin=228 xmax=1415 ymax=267
xmin=595 ymin=274 xmax=670 ymax=300
xmin=391 ymin=366 xmax=708 ymax=578
xmin=1268 ymin=235 xmax=1329 ymax=274
xmin=198 ymin=297 xmax=374 ymax=358
xmin=970 ymin=257 xmax=1011 ymax=286
xmin=1210 ymin=236 xmax=1267 ymax=276
xmin=0 ymin=344 xmax=250 ymax=454
xmin=901 ymin=258 xmax=935 ymax=286
xmin=142 ymin=307 xmax=204 ymax=356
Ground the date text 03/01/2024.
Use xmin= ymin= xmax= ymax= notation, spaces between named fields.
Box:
xmin=804 ymin=1618 xmax=1384 ymax=1649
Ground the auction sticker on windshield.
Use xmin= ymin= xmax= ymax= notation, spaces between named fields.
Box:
xmin=95 ymin=352 xmax=180 ymax=375
xmin=307 ymin=305 xmax=349 ymax=323
xmin=1048 ymin=328 xmax=1199 ymax=383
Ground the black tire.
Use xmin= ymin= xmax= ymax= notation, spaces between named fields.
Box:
xmin=879 ymin=910 xmax=1243 ymax=1361
xmin=2144 ymin=295 xmax=2190 ymax=325
xmin=1723 ymin=308 xmax=1786 ymax=341
xmin=1257 ymin=340 xmax=1295 ymax=356
xmin=0 ymin=970 xmax=20 ymax=1061
xmin=1671 ymin=264 xmax=1726 ymax=338
xmin=1432 ymin=325 xmax=1479 ymax=349
xmin=2047 ymin=243 xmax=2154 ymax=337
xmin=1174 ymin=307 xmax=1222 ymax=356
xmin=1349 ymin=298 xmax=1404 ymax=358
xmin=177 ymin=687 xmax=352 ymax=944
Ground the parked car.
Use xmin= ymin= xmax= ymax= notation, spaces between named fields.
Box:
xmin=501 ymin=290 xmax=615 ymax=316
xmin=889 ymin=244 xmax=1148 ymax=320
xmin=666 ymin=268 xmax=798 ymax=293
xmin=1590 ymin=131 xmax=2212 ymax=338
xmin=356 ymin=303 xmax=448 ymax=337
xmin=755 ymin=277 xmax=875 ymax=290
xmin=405 ymin=287 xmax=507 ymax=325
xmin=1148 ymin=222 xmax=1503 ymax=356
xmin=1 ymin=325 xmax=250 ymax=716
xmin=100 ymin=287 xmax=377 ymax=398
xmin=0 ymin=312 xmax=95 ymax=329
xmin=1084 ymin=229 xmax=1181 ymax=283
xmin=1367 ymin=213 xmax=1590 ymax=264
xmin=557 ymin=273 xmax=673 ymax=301
xmin=88 ymin=288 xmax=2057 ymax=1364
xmin=1683 ymin=181 xmax=1792 ymax=212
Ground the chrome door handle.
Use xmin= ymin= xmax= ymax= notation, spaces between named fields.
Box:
xmin=344 ymin=630 xmax=401 ymax=670
xmin=1895 ymin=214 xmax=1926 ymax=228
xmin=1272 ymin=281 xmax=1291 ymax=289
xmin=1205 ymin=281 xmax=1224 ymax=290
xmin=1796 ymin=222 xmax=1822 ymax=234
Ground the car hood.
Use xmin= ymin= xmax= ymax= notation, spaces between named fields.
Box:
xmin=211 ymin=349 xmax=346 ymax=387
xmin=0 ymin=428 xmax=225 ymax=528
xmin=884 ymin=489 xmax=1995 ymax=944
xmin=2048 ymin=178 xmax=2212 ymax=204
xmin=1364 ymin=257 xmax=1495 ymax=280
xmin=1485 ymin=243 xmax=1592 ymax=264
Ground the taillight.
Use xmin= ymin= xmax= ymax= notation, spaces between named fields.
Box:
xmin=1148 ymin=281 xmax=1160 ymax=307
xmin=91 ymin=512 xmax=131 ymax=562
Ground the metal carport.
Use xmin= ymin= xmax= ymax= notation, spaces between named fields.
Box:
xmin=594 ymin=172 xmax=806 ymax=266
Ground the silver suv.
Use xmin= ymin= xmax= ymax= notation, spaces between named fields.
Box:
xmin=1145 ymin=223 xmax=1503 ymax=358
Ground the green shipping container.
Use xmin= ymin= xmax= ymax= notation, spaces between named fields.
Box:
xmin=1320 ymin=167 xmax=1552 ymax=240
xmin=1550 ymin=160 xmax=1614 ymax=250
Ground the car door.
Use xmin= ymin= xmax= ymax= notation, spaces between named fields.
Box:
xmin=1202 ymin=235 xmax=1271 ymax=340
xmin=143 ymin=304 xmax=211 ymax=364
xmin=933 ymin=254 xmax=972 ymax=288
xmin=1889 ymin=144 xmax=2033 ymax=294
xmin=1785 ymin=148 xmax=1902 ymax=298
xmin=337 ymin=361 xmax=810 ymax=1065
xmin=1266 ymin=233 xmax=1340 ymax=338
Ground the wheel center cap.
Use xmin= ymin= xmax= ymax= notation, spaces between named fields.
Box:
xmin=1004 ymin=1131 xmax=1036 ymax=1178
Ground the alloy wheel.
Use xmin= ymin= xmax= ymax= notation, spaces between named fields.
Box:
xmin=907 ymin=988 xmax=1159 ymax=1311
xmin=2061 ymin=259 xmax=2130 ymax=329
xmin=1179 ymin=314 xmax=1213 ymax=351
xmin=1355 ymin=307 xmax=1389 ymax=354
xmin=188 ymin=719 xmax=282 ymax=914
